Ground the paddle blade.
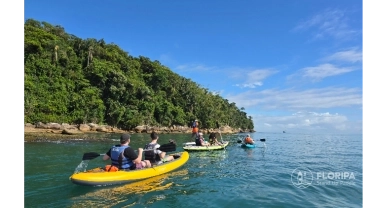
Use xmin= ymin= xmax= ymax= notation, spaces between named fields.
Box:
xmin=82 ymin=152 xmax=102 ymax=160
xmin=158 ymin=142 xmax=177 ymax=152
xmin=237 ymin=139 xmax=242 ymax=143
xmin=260 ymin=139 xmax=266 ymax=142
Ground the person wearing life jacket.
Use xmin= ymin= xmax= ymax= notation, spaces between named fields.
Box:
xmin=103 ymin=133 xmax=151 ymax=170
xmin=209 ymin=132 xmax=222 ymax=145
xmin=244 ymin=134 xmax=255 ymax=145
xmin=144 ymin=131 xmax=175 ymax=165
xmin=195 ymin=132 xmax=210 ymax=146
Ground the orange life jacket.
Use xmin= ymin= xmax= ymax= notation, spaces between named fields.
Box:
xmin=245 ymin=137 xmax=253 ymax=144
xmin=105 ymin=165 xmax=119 ymax=172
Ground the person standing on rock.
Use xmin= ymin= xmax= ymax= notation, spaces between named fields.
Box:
xmin=191 ymin=119 xmax=199 ymax=140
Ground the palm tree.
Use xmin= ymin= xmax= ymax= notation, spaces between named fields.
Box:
xmin=87 ymin=46 xmax=93 ymax=66
xmin=54 ymin=45 xmax=59 ymax=66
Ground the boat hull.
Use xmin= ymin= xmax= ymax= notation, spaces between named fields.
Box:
xmin=241 ymin=143 xmax=256 ymax=148
xmin=70 ymin=151 xmax=189 ymax=186
xmin=183 ymin=141 xmax=229 ymax=151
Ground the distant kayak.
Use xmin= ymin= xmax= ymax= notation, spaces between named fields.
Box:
xmin=183 ymin=141 xmax=229 ymax=151
xmin=241 ymin=143 xmax=256 ymax=148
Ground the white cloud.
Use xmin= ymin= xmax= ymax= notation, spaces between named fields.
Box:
xmin=174 ymin=64 xmax=215 ymax=72
xmin=233 ymin=68 xmax=278 ymax=88
xmin=301 ymin=63 xmax=356 ymax=81
xmin=226 ymin=87 xmax=362 ymax=133
xmin=292 ymin=9 xmax=360 ymax=41
xmin=252 ymin=111 xmax=361 ymax=133
xmin=287 ymin=48 xmax=361 ymax=82
xmin=323 ymin=48 xmax=362 ymax=63
xmin=235 ymin=82 xmax=263 ymax=89
xmin=172 ymin=65 xmax=279 ymax=89
xmin=226 ymin=87 xmax=362 ymax=110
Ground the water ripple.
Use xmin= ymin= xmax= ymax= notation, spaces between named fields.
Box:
xmin=25 ymin=132 xmax=362 ymax=207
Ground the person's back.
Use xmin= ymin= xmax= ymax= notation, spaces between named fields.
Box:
xmin=144 ymin=131 xmax=175 ymax=165
xmin=144 ymin=142 xmax=161 ymax=164
xmin=103 ymin=134 xmax=151 ymax=170
xmin=195 ymin=132 xmax=209 ymax=146
xmin=195 ymin=131 xmax=202 ymax=146
xmin=110 ymin=145 xmax=132 ymax=169
xmin=192 ymin=120 xmax=199 ymax=134
xmin=209 ymin=132 xmax=221 ymax=145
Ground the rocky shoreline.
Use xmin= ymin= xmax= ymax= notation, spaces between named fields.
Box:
xmin=24 ymin=122 xmax=254 ymax=142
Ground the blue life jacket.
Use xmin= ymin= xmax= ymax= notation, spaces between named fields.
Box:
xmin=110 ymin=145 xmax=134 ymax=169
xmin=144 ymin=143 xmax=161 ymax=163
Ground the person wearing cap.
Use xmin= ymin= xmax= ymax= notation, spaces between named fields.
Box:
xmin=143 ymin=131 xmax=174 ymax=165
xmin=195 ymin=132 xmax=210 ymax=146
xmin=244 ymin=134 xmax=255 ymax=145
xmin=103 ymin=133 xmax=151 ymax=170
xmin=209 ymin=132 xmax=223 ymax=146
xmin=191 ymin=119 xmax=199 ymax=139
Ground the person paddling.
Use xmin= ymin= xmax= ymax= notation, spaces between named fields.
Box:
xmin=103 ymin=134 xmax=151 ymax=170
xmin=209 ymin=132 xmax=222 ymax=146
xmin=244 ymin=134 xmax=255 ymax=145
xmin=144 ymin=131 xmax=175 ymax=165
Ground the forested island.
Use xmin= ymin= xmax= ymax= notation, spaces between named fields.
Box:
xmin=24 ymin=19 xmax=255 ymax=136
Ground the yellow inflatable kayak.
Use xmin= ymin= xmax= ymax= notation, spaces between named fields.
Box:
xmin=70 ymin=151 xmax=189 ymax=186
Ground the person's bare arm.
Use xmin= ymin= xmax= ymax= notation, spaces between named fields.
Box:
xmin=103 ymin=154 xmax=110 ymax=160
xmin=160 ymin=151 xmax=166 ymax=159
xmin=133 ymin=148 xmax=143 ymax=164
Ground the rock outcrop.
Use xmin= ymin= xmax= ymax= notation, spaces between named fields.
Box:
xmin=25 ymin=122 xmax=255 ymax=135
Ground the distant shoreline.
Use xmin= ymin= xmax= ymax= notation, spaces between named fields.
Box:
xmin=24 ymin=124 xmax=253 ymax=142
xmin=24 ymin=127 xmax=185 ymax=142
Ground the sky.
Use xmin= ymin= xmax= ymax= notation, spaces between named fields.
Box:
xmin=21 ymin=0 xmax=364 ymax=135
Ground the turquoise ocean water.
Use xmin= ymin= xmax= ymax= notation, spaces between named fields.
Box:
xmin=24 ymin=132 xmax=363 ymax=207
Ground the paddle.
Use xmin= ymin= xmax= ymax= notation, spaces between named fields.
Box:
xmin=237 ymin=137 xmax=266 ymax=144
xmin=156 ymin=142 xmax=177 ymax=152
xmin=216 ymin=122 xmax=224 ymax=144
xmin=82 ymin=142 xmax=177 ymax=161
xmin=82 ymin=152 xmax=105 ymax=160
xmin=216 ymin=122 xmax=226 ymax=150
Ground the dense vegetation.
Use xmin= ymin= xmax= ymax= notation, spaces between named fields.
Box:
xmin=24 ymin=19 xmax=254 ymax=131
